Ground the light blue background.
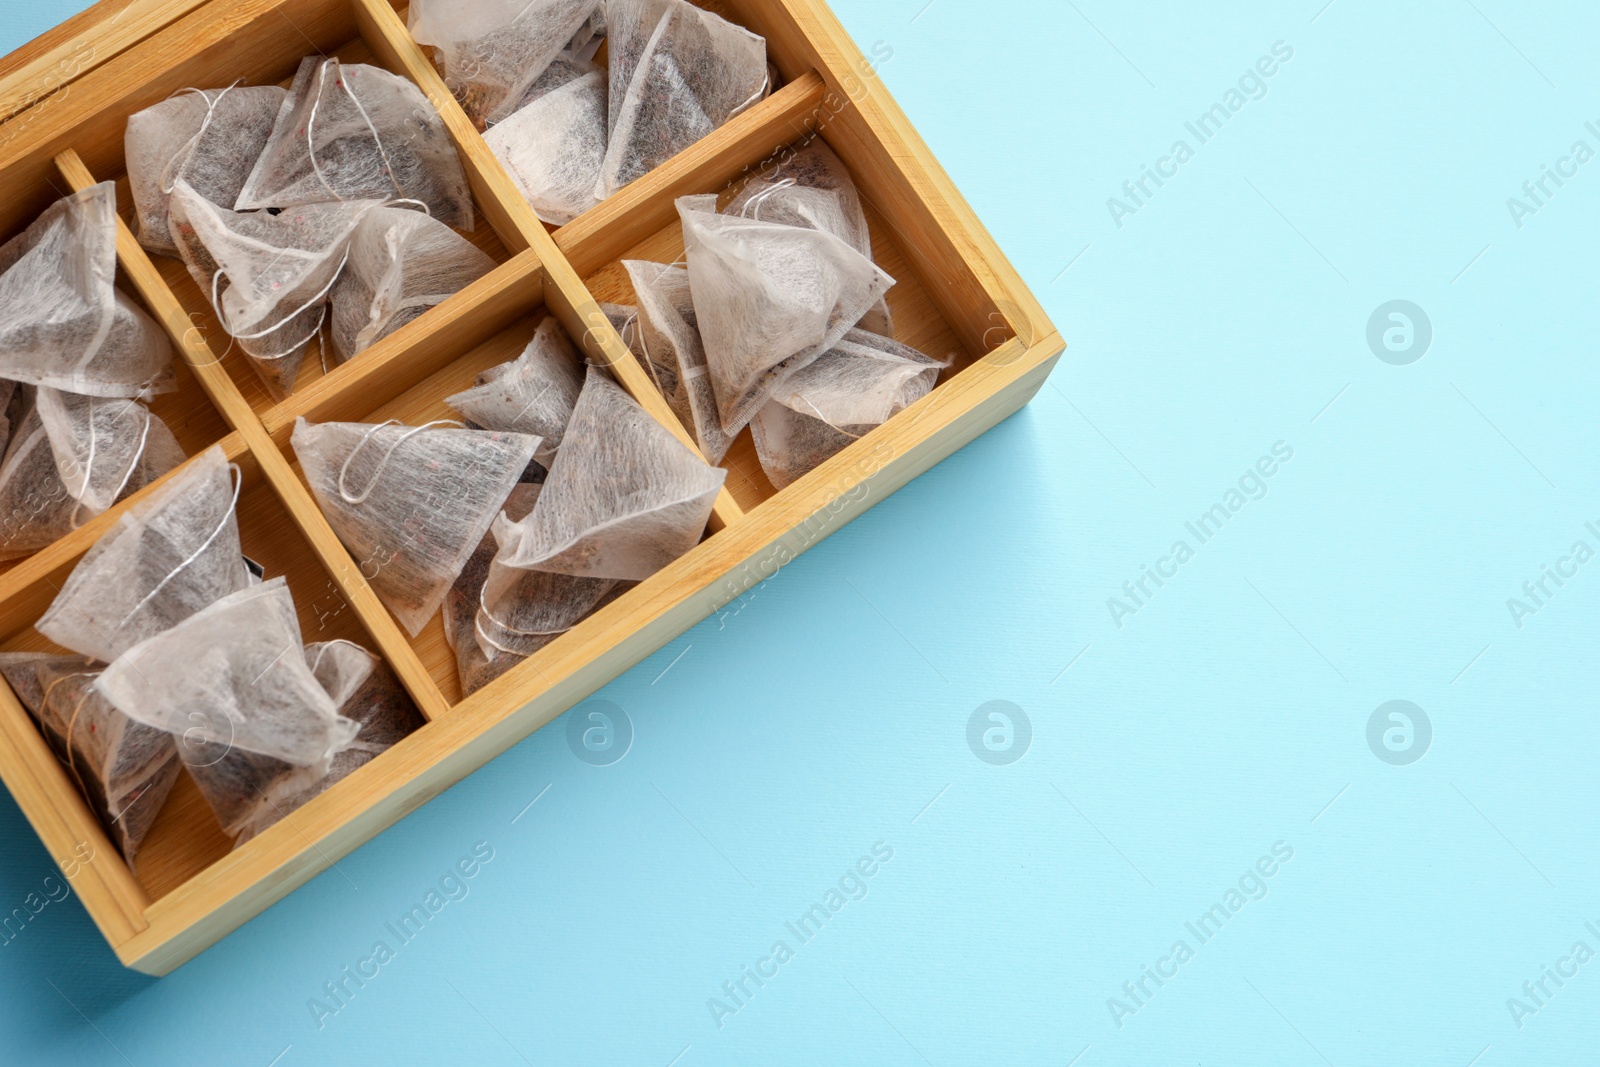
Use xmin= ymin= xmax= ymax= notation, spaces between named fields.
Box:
xmin=3 ymin=1 xmax=1597 ymax=1064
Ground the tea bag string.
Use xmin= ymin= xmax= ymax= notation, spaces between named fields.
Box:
xmin=337 ymin=420 xmax=462 ymax=505
xmin=210 ymin=251 xmax=346 ymax=345
xmin=785 ymin=392 xmax=866 ymax=441
xmin=306 ymin=638 xmax=366 ymax=677
xmin=109 ymin=463 xmax=243 ymax=639
xmin=617 ymin=255 xmax=690 ymax=380
xmin=68 ymin=400 xmax=157 ymax=532
xmin=616 ymin=309 xmax=670 ymax=395
xmin=307 ymin=60 xmax=407 ymax=203
xmin=729 ymin=67 xmax=773 ymax=122
xmin=737 ymin=178 xmax=797 ymax=223
xmin=474 ymin=598 xmax=574 ymax=655
xmin=158 ymin=84 xmax=240 ymax=196
xmin=40 ymin=671 xmax=100 ymax=801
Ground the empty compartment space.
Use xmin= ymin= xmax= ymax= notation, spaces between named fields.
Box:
xmin=0 ymin=447 xmax=433 ymax=900
xmin=58 ymin=1 xmax=518 ymax=422
xmin=579 ymin=132 xmax=974 ymax=512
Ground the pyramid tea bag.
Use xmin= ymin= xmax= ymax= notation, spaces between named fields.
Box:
xmin=292 ymin=419 xmax=540 ymax=635
xmin=36 ymin=388 xmax=186 ymax=517
xmin=94 ymin=579 xmax=361 ymax=840
xmin=725 ymin=139 xmax=892 ymax=336
xmin=0 ymin=397 xmax=185 ymax=558
xmin=443 ymin=484 xmax=540 ymax=663
xmin=170 ymin=181 xmax=383 ymax=399
xmin=231 ymin=641 xmax=425 ymax=844
xmin=0 ymin=183 xmax=174 ymax=399
xmin=490 ymin=367 xmax=724 ymax=582
xmin=37 ymin=445 xmax=249 ymax=663
xmin=445 ymin=484 xmax=545 ymax=696
xmin=446 ymin=318 xmax=584 ymax=469
xmin=446 ymin=481 xmax=630 ymax=698
xmin=599 ymin=0 xmax=767 ymax=198
xmin=236 ymin=58 xmax=474 ymax=229
xmin=125 ymin=84 xmax=290 ymax=257
xmin=678 ymin=193 xmax=895 ymax=436
xmin=727 ymin=140 xmax=870 ymax=254
xmin=751 ymin=329 xmax=942 ymax=490
xmin=409 ymin=0 xmax=601 ymax=127
xmin=485 ymin=68 xmax=607 ymax=225
xmin=0 ymin=653 xmax=182 ymax=868
xmin=623 ymin=260 xmax=735 ymax=464
xmin=329 ymin=206 xmax=496 ymax=363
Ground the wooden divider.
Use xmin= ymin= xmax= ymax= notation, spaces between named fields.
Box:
xmin=0 ymin=0 xmax=1061 ymax=974
xmin=352 ymin=0 xmax=747 ymax=530
xmin=53 ymin=148 xmax=452 ymax=723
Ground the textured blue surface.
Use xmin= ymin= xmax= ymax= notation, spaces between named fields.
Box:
xmin=3 ymin=2 xmax=1598 ymax=1064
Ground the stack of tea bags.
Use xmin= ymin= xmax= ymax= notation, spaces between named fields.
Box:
xmin=0 ymin=183 xmax=185 ymax=558
xmin=0 ymin=653 xmax=182 ymax=871
xmin=126 ymin=59 xmax=491 ymax=400
xmin=291 ymin=316 xmax=723 ymax=696
xmin=457 ymin=360 xmax=724 ymax=695
xmin=3 ymin=446 xmax=424 ymax=849
xmin=421 ymin=0 xmax=768 ymax=225
xmin=617 ymin=141 xmax=944 ymax=488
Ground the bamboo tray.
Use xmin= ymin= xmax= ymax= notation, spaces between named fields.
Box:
xmin=0 ymin=0 xmax=1062 ymax=974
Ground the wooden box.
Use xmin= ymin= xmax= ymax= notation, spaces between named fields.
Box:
xmin=0 ymin=0 xmax=1061 ymax=974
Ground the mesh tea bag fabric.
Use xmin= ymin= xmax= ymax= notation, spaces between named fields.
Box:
xmin=677 ymin=194 xmax=895 ymax=436
xmin=723 ymin=140 xmax=892 ymax=335
xmin=291 ymin=419 xmax=540 ymax=636
xmin=443 ymin=483 xmax=539 ymax=657
xmin=231 ymin=642 xmax=425 ymax=844
xmin=125 ymin=85 xmax=290 ymax=258
xmin=0 ymin=653 xmax=182 ymax=868
xmin=0 ymin=380 xmax=16 ymax=458
xmin=36 ymin=445 xmax=249 ymax=664
xmin=35 ymin=388 xmax=186 ymax=518
xmin=485 ymin=69 xmax=607 ymax=225
xmin=446 ymin=318 xmax=584 ymax=469
xmin=0 ymin=183 xmax=174 ymax=399
xmin=329 ymin=206 xmax=496 ymax=363
xmin=443 ymin=485 xmax=545 ymax=696
xmin=0 ymin=398 xmax=185 ymax=559
xmin=236 ymin=58 xmax=474 ymax=229
xmin=599 ymin=0 xmax=767 ymax=198
xmin=489 ymin=366 xmax=724 ymax=582
xmin=94 ymin=578 xmax=361 ymax=839
xmin=408 ymin=0 xmax=601 ymax=127
xmin=622 ymin=260 xmax=735 ymax=464
xmin=567 ymin=7 xmax=608 ymax=61
xmin=170 ymin=182 xmax=382 ymax=399
xmin=750 ymin=329 xmax=943 ymax=490
xmin=726 ymin=140 xmax=871 ymax=256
